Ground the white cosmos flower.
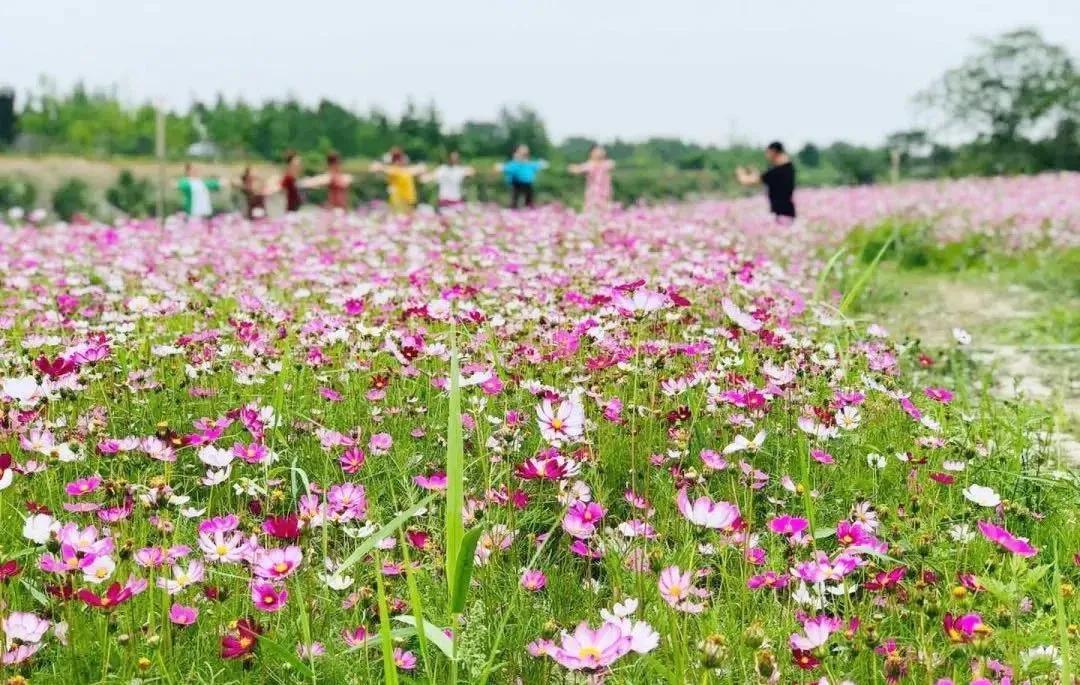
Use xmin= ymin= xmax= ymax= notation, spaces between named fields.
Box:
xmin=82 ymin=555 xmax=116 ymax=584
xmin=722 ymin=430 xmax=766 ymax=455
xmin=867 ymin=453 xmax=887 ymax=469
xmin=23 ymin=514 xmax=57 ymax=545
xmin=2 ymin=376 xmax=39 ymax=403
xmin=962 ymin=484 xmax=1001 ymax=508
xmin=952 ymin=327 xmax=972 ymax=345
xmin=948 ymin=524 xmax=976 ymax=543
xmin=198 ymin=445 xmax=234 ymax=468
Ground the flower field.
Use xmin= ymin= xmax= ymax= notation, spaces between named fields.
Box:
xmin=1 ymin=173 xmax=1080 ymax=685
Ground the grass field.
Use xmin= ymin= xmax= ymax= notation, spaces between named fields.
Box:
xmin=0 ymin=174 xmax=1079 ymax=684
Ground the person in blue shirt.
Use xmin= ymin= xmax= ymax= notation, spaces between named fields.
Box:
xmin=495 ymin=144 xmax=548 ymax=209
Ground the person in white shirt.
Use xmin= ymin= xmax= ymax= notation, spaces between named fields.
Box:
xmin=423 ymin=151 xmax=474 ymax=210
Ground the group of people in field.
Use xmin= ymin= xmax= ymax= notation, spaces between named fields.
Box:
xmin=178 ymin=140 xmax=795 ymax=221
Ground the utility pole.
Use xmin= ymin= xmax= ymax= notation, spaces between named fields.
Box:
xmin=155 ymin=101 xmax=166 ymax=221
xmin=889 ymin=149 xmax=901 ymax=184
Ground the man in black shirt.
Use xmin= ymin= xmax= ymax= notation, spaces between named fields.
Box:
xmin=736 ymin=141 xmax=796 ymax=221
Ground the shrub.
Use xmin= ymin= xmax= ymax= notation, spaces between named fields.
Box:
xmin=52 ymin=178 xmax=93 ymax=221
xmin=105 ymin=170 xmax=155 ymax=217
xmin=0 ymin=175 xmax=38 ymax=212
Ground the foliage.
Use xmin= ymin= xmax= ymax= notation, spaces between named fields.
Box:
xmin=50 ymin=177 xmax=92 ymax=220
xmin=105 ymin=169 xmax=155 ymax=216
xmin=0 ymin=174 xmax=37 ymax=211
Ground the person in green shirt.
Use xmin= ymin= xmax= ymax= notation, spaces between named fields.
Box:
xmin=177 ymin=163 xmax=226 ymax=217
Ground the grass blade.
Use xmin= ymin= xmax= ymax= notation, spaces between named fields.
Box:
xmin=450 ymin=525 xmax=484 ymax=614
xmin=445 ymin=344 xmax=465 ymax=597
xmin=840 ymin=228 xmax=895 ymax=314
xmin=375 ymin=566 xmax=401 ymax=685
xmin=256 ymin=632 xmax=315 ymax=679
xmin=338 ymin=494 xmax=435 ymax=574
xmin=394 ymin=616 xmax=454 ymax=660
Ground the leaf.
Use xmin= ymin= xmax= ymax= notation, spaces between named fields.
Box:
xmin=394 ymin=616 xmax=454 ymax=660
xmin=256 ymin=633 xmax=314 ymax=679
xmin=347 ymin=627 xmax=416 ymax=651
xmin=337 ymin=494 xmax=435 ymax=574
xmin=840 ymin=228 xmax=895 ymax=314
xmin=20 ymin=579 xmax=50 ymax=607
xmin=376 ymin=569 xmax=400 ymax=685
xmin=445 ymin=342 xmax=465 ymax=598
xmin=450 ymin=525 xmax=484 ymax=614
xmin=812 ymin=528 xmax=835 ymax=540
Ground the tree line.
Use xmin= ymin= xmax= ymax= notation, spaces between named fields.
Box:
xmin=1 ymin=27 xmax=1077 ymax=217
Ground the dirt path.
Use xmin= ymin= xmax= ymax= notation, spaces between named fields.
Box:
xmin=864 ymin=274 xmax=1080 ymax=463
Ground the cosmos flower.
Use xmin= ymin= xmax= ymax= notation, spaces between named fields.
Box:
xmin=676 ymin=488 xmax=740 ymax=531
xmin=536 ymin=399 xmax=586 ymax=444
xmin=977 ymin=520 xmax=1037 ymax=557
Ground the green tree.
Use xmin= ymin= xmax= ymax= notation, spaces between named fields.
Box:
xmin=919 ymin=28 xmax=1079 ymax=143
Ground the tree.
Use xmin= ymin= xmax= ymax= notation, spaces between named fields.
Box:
xmin=0 ymin=89 xmax=15 ymax=146
xmin=918 ymin=28 xmax=1079 ymax=143
xmin=797 ymin=143 xmax=821 ymax=168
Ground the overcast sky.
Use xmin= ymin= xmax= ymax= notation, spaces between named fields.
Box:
xmin=5 ymin=1 xmax=1078 ymax=147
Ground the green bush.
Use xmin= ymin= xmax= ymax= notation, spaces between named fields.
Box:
xmin=0 ymin=176 xmax=38 ymax=212
xmin=52 ymin=178 xmax=93 ymax=221
xmin=106 ymin=170 xmax=155 ymax=217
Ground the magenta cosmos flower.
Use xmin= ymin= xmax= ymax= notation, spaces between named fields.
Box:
xmin=251 ymin=580 xmax=288 ymax=612
xmin=977 ymin=520 xmax=1038 ymax=557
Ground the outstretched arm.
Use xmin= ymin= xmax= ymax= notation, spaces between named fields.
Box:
xmin=735 ymin=166 xmax=761 ymax=187
xmin=567 ymin=163 xmax=586 ymax=174
xmin=297 ymin=174 xmax=330 ymax=189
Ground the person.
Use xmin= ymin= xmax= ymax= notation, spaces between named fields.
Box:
xmin=568 ymin=144 xmax=615 ymax=212
xmin=177 ymin=163 xmax=225 ymax=217
xmin=736 ymin=141 xmax=796 ymax=221
xmin=322 ymin=152 xmax=353 ymax=210
xmin=496 ymin=144 xmax=547 ymax=209
xmin=370 ymin=148 xmax=426 ymax=213
xmin=239 ymin=166 xmax=267 ymax=219
xmin=422 ymin=151 xmax=474 ymax=210
xmin=263 ymin=150 xmax=323 ymax=213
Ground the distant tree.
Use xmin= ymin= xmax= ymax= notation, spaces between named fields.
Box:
xmin=918 ymin=28 xmax=1079 ymax=143
xmin=0 ymin=89 xmax=15 ymax=146
xmin=797 ymin=143 xmax=821 ymax=168
xmin=497 ymin=105 xmax=550 ymax=156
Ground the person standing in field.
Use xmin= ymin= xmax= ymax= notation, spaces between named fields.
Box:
xmin=736 ymin=141 xmax=796 ymax=222
xmin=300 ymin=152 xmax=353 ymax=210
xmin=177 ymin=163 xmax=225 ymax=217
xmin=370 ymin=148 xmax=427 ymax=213
xmin=239 ymin=166 xmax=267 ymax=219
xmin=423 ymin=150 xmax=474 ymax=211
xmin=496 ymin=144 xmax=547 ymax=209
xmin=263 ymin=151 xmax=323 ymax=213
xmin=568 ymin=144 xmax=615 ymax=212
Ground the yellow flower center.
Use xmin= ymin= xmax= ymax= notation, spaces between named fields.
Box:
xmin=578 ymin=646 xmax=601 ymax=660
xmin=551 ymin=418 xmax=564 ymax=430
xmin=274 ymin=562 xmax=289 ymax=573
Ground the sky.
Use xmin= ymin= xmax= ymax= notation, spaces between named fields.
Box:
xmin=4 ymin=1 xmax=1078 ymax=148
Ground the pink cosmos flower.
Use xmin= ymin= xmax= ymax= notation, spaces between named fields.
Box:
xmin=977 ymin=520 xmax=1038 ymax=557
xmin=253 ymin=546 xmax=303 ymax=579
xmin=943 ymin=612 xmax=990 ymax=643
xmin=536 ymin=398 xmax=586 ymax=444
xmin=924 ymin=387 xmax=954 ymax=403
xmin=562 ymin=501 xmax=606 ymax=539
xmin=521 ymin=569 xmax=547 ymax=591
xmin=64 ymin=474 xmax=102 ymax=497
xmin=547 ymin=621 xmax=632 ymax=671
xmin=339 ymin=447 xmax=366 ymax=474
xmin=341 ymin=625 xmax=369 ymax=647
xmin=393 ymin=647 xmax=417 ymax=670
xmin=790 ymin=614 xmax=842 ymax=650
xmin=168 ymin=603 xmax=198 ymax=626
xmin=368 ymin=433 xmax=393 ymax=454
xmin=658 ymin=565 xmax=707 ymax=613
xmin=676 ymin=488 xmax=740 ymax=531
xmin=768 ymin=515 xmax=809 ymax=537
xmin=413 ymin=471 xmax=448 ymax=490
xmin=251 ymin=580 xmax=288 ymax=612
xmin=2 ymin=611 xmax=51 ymax=644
